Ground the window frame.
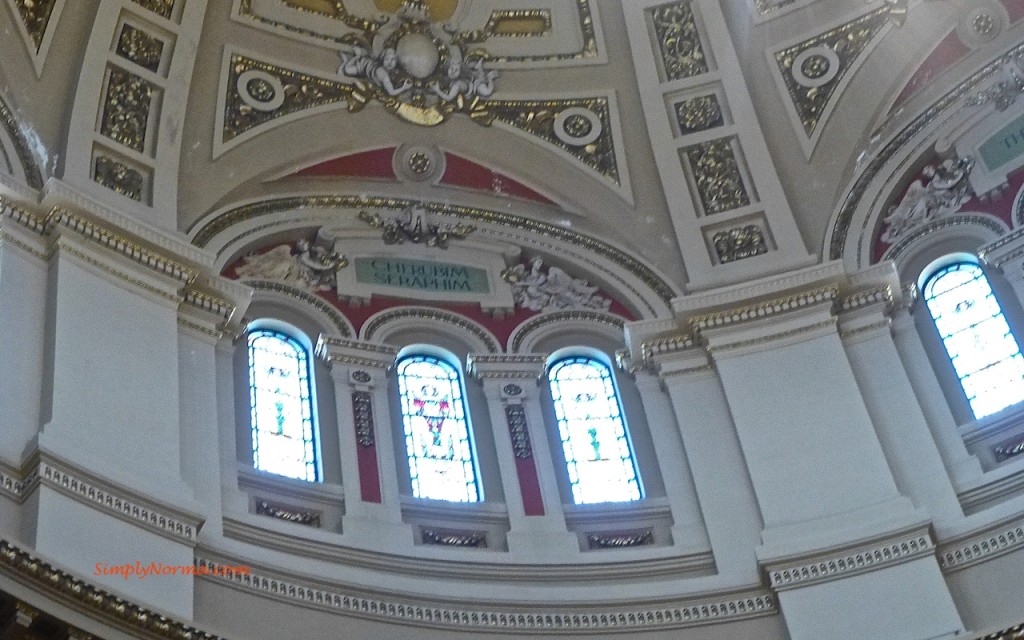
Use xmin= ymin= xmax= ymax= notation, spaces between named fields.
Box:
xmin=546 ymin=350 xmax=644 ymax=505
xmin=920 ymin=257 xmax=1024 ymax=420
xmin=246 ymin=321 xmax=322 ymax=482
xmin=394 ymin=348 xmax=483 ymax=503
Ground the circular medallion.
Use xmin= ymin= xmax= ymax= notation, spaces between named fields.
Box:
xmin=956 ymin=2 xmax=1007 ymax=47
xmin=236 ymin=70 xmax=286 ymax=112
xmin=503 ymin=383 xmax=523 ymax=396
xmin=553 ymin=107 xmax=603 ymax=147
xmin=408 ymin=152 xmax=432 ymax=175
xmin=396 ymin=33 xmax=441 ymax=79
xmin=352 ymin=371 xmax=372 ymax=383
xmin=791 ymin=46 xmax=840 ymax=88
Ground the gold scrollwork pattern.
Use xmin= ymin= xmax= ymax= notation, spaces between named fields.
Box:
xmin=713 ymin=224 xmax=768 ymax=263
xmin=352 ymin=390 xmax=375 ymax=447
xmin=116 ymin=24 xmax=164 ymax=73
xmin=674 ymin=94 xmax=723 ymax=135
xmin=587 ymin=529 xmax=655 ymax=550
xmin=237 ymin=0 xmax=599 ymax=63
xmin=755 ymin=0 xmax=798 ymax=18
xmin=131 ymin=0 xmax=174 ymax=20
xmin=683 ymin=137 xmax=750 ymax=215
xmin=255 ymin=498 xmax=322 ymax=527
xmin=421 ymin=528 xmax=487 ymax=548
xmin=101 ymin=68 xmax=154 ymax=153
xmin=488 ymin=98 xmax=620 ymax=185
xmin=504 ymin=404 xmax=532 ymax=459
xmin=11 ymin=0 xmax=58 ymax=50
xmin=774 ymin=6 xmax=891 ymax=137
xmin=484 ymin=9 xmax=552 ymax=37
xmin=650 ymin=0 xmax=708 ymax=81
xmin=223 ymin=54 xmax=353 ymax=143
xmin=93 ymin=156 xmax=144 ymax=202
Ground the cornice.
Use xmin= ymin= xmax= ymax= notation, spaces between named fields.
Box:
xmin=220 ymin=516 xmax=716 ymax=584
xmin=195 ymin=550 xmax=774 ymax=632
xmin=766 ymin=529 xmax=934 ymax=591
xmin=36 ymin=455 xmax=203 ymax=546
xmin=467 ymin=354 xmax=547 ymax=379
xmin=0 ymin=539 xmax=225 ymax=640
xmin=690 ymin=285 xmax=839 ymax=333
xmin=316 ymin=336 xmax=398 ymax=370
xmin=937 ymin=518 xmax=1024 ymax=573
xmin=0 ymin=456 xmax=39 ymax=503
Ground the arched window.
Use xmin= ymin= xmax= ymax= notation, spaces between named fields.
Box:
xmin=247 ymin=329 xmax=319 ymax=481
xmin=548 ymin=356 xmax=642 ymax=504
xmin=396 ymin=354 xmax=480 ymax=502
xmin=923 ymin=261 xmax=1024 ymax=419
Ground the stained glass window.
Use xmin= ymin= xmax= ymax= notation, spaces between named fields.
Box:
xmin=396 ymin=355 xmax=480 ymax=502
xmin=924 ymin=262 xmax=1024 ymax=419
xmin=548 ymin=357 xmax=642 ymax=504
xmin=248 ymin=329 xmax=318 ymax=481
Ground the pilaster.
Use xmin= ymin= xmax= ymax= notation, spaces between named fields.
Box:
xmin=468 ymin=355 xmax=578 ymax=557
xmin=317 ymin=337 xmax=412 ymax=551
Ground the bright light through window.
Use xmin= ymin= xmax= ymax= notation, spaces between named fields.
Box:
xmin=248 ymin=329 xmax=318 ymax=481
xmin=548 ymin=357 xmax=641 ymax=504
xmin=396 ymin=355 xmax=480 ymax=502
xmin=924 ymin=262 xmax=1024 ymax=419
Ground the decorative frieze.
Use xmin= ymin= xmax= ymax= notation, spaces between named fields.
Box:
xmin=683 ymin=138 xmax=750 ymax=215
xmin=100 ymin=68 xmax=155 ymax=153
xmin=93 ymin=155 xmax=144 ymax=202
xmin=674 ymin=94 xmax=724 ymax=135
xmin=195 ymin=555 xmax=777 ymax=631
xmin=39 ymin=460 xmax=201 ymax=543
xmin=255 ymin=498 xmax=322 ymax=527
xmin=993 ymin=434 xmax=1024 ymax=463
xmin=0 ymin=463 xmax=38 ymax=502
xmin=649 ymin=0 xmax=708 ymax=81
xmin=713 ymin=225 xmax=768 ymax=264
xmin=352 ymin=391 xmax=376 ymax=447
xmin=421 ymin=528 xmax=488 ymax=548
xmin=841 ymin=285 xmax=894 ymax=312
xmin=587 ymin=529 xmax=654 ymax=550
xmin=939 ymin=523 xmax=1024 ymax=571
xmin=358 ymin=206 xmax=476 ymax=249
xmin=767 ymin=533 xmax=933 ymax=590
xmin=115 ymin=24 xmax=164 ymax=73
xmin=504 ymin=405 xmax=533 ymax=460
xmin=690 ymin=285 xmax=839 ymax=332
xmin=0 ymin=540 xmax=224 ymax=639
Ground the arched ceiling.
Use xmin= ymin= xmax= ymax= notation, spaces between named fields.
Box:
xmin=0 ymin=0 xmax=1022 ymax=291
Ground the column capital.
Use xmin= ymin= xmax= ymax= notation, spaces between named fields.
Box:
xmin=466 ymin=354 xmax=547 ymax=383
xmin=316 ymin=336 xmax=398 ymax=377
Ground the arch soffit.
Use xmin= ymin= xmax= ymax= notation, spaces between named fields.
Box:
xmin=361 ymin=306 xmax=502 ymax=354
xmin=826 ymin=40 xmax=1024 ymax=268
xmin=0 ymin=91 xmax=44 ymax=189
xmin=245 ymin=280 xmax=356 ymax=339
xmin=509 ymin=310 xmax=625 ymax=355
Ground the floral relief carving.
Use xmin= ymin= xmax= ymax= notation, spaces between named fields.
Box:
xmin=100 ymin=68 xmax=155 ymax=153
xmin=683 ymin=138 xmax=750 ymax=215
xmin=713 ymin=225 xmax=768 ymax=263
xmin=650 ymin=1 xmax=708 ymax=81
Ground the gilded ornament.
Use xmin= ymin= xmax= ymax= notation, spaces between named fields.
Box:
xmin=755 ymin=0 xmax=797 ymax=18
xmin=100 ymin=68 xmax=154 ymax=153
xmin=650 ymin=0 xmax=708 ymax=81
xmin=407 ymin=151 xmax=432 ymax=174
xmin=238 ymin=0 xmax=598 ymax=63
xmin=484 ymin=9 xmax=552 ymax=37
xmin=488 ymin=98 xmax=620 ymax=184
xmin=674 ymin=95 xmax=723 ymax=135
xmin=352 ymin=370 xmax=372 ymax=383
xmin=11 ymin=0 xmax=58 ymax=50
xmin=130 ymin=0 xmax=174 ymax=20
xmin=965 ymin=57 xmax=1024 ymax=112
xmin=713 ymin=224 xmax=768 ymax=264
xmin=421 ymin=528 xmax=487 ymax=547
xmin=335 ymin=1 xmax=499 ymax=127
xmin=774 ymin=6 xmax=891 ymax=136
xmin=358 ymin=204 xmax=475 ymax=248
xmin=504 ymin=404 xmax=532 ymax=459
xmin=587 ymin=529 xmax=654 ymax=550
xmin=683 ymin=138 xmax=750 ymax=215
xmin=93 ymin=156 xmax=144 ymax=202
xmin=224 ymin=55 xmax=353 ymax=142
xmin=255 ymin=499 xmax=322 ymax=527
xmin=352 ymin=390 xmax=376 ymax=447
xmin=116 ymin=24 xmax=163 ymax=73
xmin=993 ymin=434 xmax=1024 ymax=463
xmin=502 ymin=383 xmax=523 ymax=396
